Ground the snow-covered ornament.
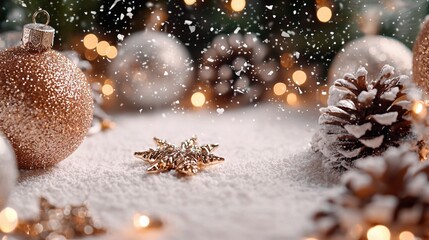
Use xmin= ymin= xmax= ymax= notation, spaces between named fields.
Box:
xmin=413 ymin=15 xmax=429 ymax=94
xmin=61 ymin=50 xmax=92 ymax=73
xmin=328 ymin=36 xmax=412 ymax=85
xmin=199 ymin=33 xmax=277 ymax=107
xmin=309 ymin=146 xmax=429 ymax=240
xmin=0 ymin=31 xmax=22 ymax=51
xmin=312 ymin=65 xmax=421 ymax=170
xmin=0 ymin=10 xmax=93 ymax=169
xmin=0 ymin=133 xmax=17 ymax=210
xmin=109 ymin=30 xmax=194 ymax=109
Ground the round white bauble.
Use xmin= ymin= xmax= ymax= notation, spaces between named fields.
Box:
xmin=0 ymin=134 xmax=17 ymax=210
xmin=328 ymin=36 xmax=412 ymax=84
xmin=109 ymin=30 xmax=194 ymax=109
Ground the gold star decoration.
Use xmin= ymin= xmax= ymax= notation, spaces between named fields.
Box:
xmin=15 ymin=197 xmax=105 ymax=240
xmin=134 ymin=137 xmax=225 ymax=176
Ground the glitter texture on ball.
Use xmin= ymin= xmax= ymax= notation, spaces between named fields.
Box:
xmin=413 ymin=16 xmax=429 ymax=94
xmin=0 ymin=46 xmax=93 ymax=169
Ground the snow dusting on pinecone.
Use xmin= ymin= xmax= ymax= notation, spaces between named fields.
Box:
xmin=309 ymin=146 xmax=429 ymax=240
xmin=312 ymin=65 xmax=422 ymax=170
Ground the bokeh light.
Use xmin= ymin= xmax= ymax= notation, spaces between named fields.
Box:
xmin=83 ymin=34 xmax=98 ymax=50
xmin=292 ymin=70 xmax=307 ymax=85
xmin=102 ymin=83 xmax=114 ymax=96
xmin=105 ymin=46 xmax=118 ymax=59
xmin=134 ymin=214 xmax=151 ymax=228
xmin=0 ymin=208 xmax=18 ymax=233
xmin=96 ymin=41 xmax=110 ymax=56
xmin=413 ymin=101 xmax=425 ymax=114
xmin=412 ymin=100 xmax=427 ymax=121
xmin=399 ymin=231 xmax=415 ymax=240
xmin=317 ymin=6 xmax=332 ymax=23
xmin=367 ymin=225 xmax=391 ymax=240
xmin=286 ymin=93 xmax=298 ymax=106
xmin=191 ymin=92 xmax=206 ymax=107
xmin=133 ymin=213 xmax=163 ymax=231
xmin=184 ymin=0 xmax=196 ymax=5
xmin=273 ymin=82 xmax=287 ymax=96
xmin=231 ymin=0 xmax=246 ymax=12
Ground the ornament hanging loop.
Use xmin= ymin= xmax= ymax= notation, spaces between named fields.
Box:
xmin=22 ymin=9 xmax=55 ymax=52
xmin=32 ymin=9 xmax=50 ymax=25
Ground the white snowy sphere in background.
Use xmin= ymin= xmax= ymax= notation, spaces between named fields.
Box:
xmin=0 ymin=31 xmax=22 ymax=51
xmin=0 ymin=134 xmax=17 ymax=210
xmin=328 ymin=36 xmax=412 ymax=84
xmin=109 ymin=30 xmax=194 ymax=109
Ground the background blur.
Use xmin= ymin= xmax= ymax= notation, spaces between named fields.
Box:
xmin=1 ymin=0 xmax=428 ymax=111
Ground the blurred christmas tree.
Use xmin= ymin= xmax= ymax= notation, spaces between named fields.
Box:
xmin=95 ymin=0 xmax=362 ymax=102
xmin=2 ymin=0 xmax=427 ymax=64
xmin=357 ymin=0 xmax=429 ymax=47
xmin=92 ymin=0 xmax=362 ymax=63
xmin=1 ymin=0 xmax=428 ymax=108
xmin=0 ymin=0 xmax=99 ymax=49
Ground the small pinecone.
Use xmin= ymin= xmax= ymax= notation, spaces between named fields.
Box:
xmin=312 ymin=65 xmax=421 ymax=170
xmin=199 ymin=33 xmax=278 ymax=107
xmin=309 ymin=146 xmax=429 ymax=240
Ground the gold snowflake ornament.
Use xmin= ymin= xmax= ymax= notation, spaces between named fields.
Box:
xmin=134 ymin=137 xmax=225 ymax=176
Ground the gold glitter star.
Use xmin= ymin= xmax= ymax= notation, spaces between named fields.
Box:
xmin=134 ymin=137 xmax=225 ymax=175
xmin=15 ymin=197 xmax=105 ymax=239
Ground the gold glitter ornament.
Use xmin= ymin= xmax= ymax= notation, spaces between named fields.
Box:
xmin=413 ymin=16 xmax=429 ymax=94
xmin=0 ymin=10 xmax=93 ymax=169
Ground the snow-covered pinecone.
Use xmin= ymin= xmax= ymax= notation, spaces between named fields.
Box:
xmin=309 ymin=146 xmax=429 ymax=240
xmin=312 ymin=65 xmax=421 ymax=170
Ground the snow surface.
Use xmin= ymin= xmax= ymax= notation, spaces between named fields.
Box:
xmin=6 ymin=105 xmax=341 ymax=240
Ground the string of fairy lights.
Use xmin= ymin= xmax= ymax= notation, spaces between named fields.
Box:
xmin=83 ymin=33 xmax=118 ymax=60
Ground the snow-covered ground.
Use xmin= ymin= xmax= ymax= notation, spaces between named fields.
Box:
xmin=8 ymin=104 xmax=342 ymax=240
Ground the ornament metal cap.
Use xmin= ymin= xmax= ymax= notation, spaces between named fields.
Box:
xmin=22 ymin=9 xmax=55 ymax=52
